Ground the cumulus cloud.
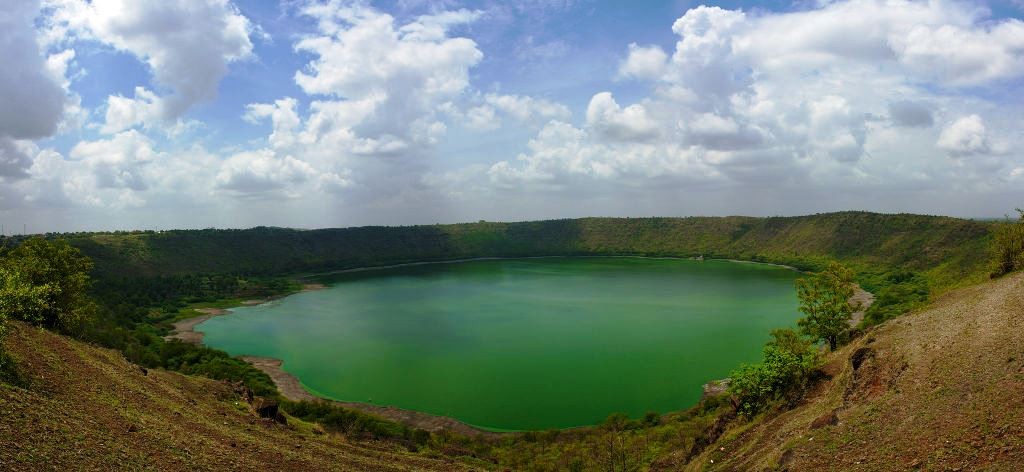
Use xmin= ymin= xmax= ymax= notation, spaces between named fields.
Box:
xmin=937 ymin=115 xmax=1005 ymax=157
xmin=0 ymin=139 xmax=37 ymax=179
xmin=618 ymin=43 xmax=667 ymax=80
xmin=273 ymin=1 xmax=485 ymax=166
xmin=462 ymin=93 xmax=571 ymax=130
xmin=585 ymin=92 xmax=660 ymax=142
xmin=435 ymin=0 xmax=1024 ymax=206
xmin=48 ymin=0 xmax=256 ymax=132
xmin=0 ymin=0 xmax=68 ymax=179
xmin=215 ymin=150 xmax=316 ymax=196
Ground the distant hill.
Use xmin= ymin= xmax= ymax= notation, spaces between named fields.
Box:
xmin=63 ymin=211 xmax=991 ymax=290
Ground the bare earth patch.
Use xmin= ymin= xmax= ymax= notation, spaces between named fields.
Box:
xmin=163 ymin=308 xmax=228 ymax=344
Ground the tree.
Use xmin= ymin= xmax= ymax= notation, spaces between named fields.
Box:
xmin=0 ymin=238 xmax=95 ymax=334
xmin=795 ymin=261 xmax=856 ymax=351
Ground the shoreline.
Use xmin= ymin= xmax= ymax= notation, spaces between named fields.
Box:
xmin=240 ymin=356 xmax=501 ymax=437
xmin=166 ymin=256 xmax=846 ymax=436
xmin=298 ymin=254 xmax=800 ymax=279
xmin=164 ymin=283 xmax=326 ymax=344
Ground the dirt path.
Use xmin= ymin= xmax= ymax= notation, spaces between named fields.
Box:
xmin=848 ymin=284 xmax=875 ymax=327
xmin=240 ymin=356 xmax=499 ymax=438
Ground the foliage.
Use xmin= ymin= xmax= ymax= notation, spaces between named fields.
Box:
xmin=991 ymin=209 xmax=1024 ymax=277
xmin=282 ymin=400 xmax=429 ymax=447
xmin=728 ymin=328 xmax=819 ymax=416
xmin=0 ymin=238 xmax=96 ymax=334
xmin=862 ymin=271 xmax=930 ymax=325
xmin=796 ymin=262 xmax=856 ymax=350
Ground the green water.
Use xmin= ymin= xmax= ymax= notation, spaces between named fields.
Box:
xmin=199 ymin=257 xmax=800 ymax=431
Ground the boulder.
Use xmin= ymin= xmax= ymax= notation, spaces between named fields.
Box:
xmin=251 ymin=397 xmax=286 ymax=424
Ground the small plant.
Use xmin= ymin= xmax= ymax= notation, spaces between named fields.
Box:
xmin=991 ymin=209 xmax=1024 ymax=277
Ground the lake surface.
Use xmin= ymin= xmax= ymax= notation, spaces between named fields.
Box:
xmin=199 ymin=257 xmax=800 ymax=431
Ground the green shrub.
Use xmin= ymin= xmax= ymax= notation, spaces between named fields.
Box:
xmin=729 ymin=328 xmax=818 ymax=416
xmin=0 ymin=238 xmax=95 ymax=334
xmin=991 ymin=209 xmax=1024 ymax=277
xmin=282 ymin=400 xmax=427 ymax=446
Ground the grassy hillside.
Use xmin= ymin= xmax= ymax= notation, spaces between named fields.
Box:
xmin=686 ymin=271 xmax=1024 ymax=471
xmin=0 ymin=321 xmax=470 ymax=471
xmin=63 ymin=212 xmax=992 ymax=290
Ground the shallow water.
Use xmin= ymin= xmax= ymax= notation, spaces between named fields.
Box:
xmin=199 ymin=257 xmax=800 ymax=430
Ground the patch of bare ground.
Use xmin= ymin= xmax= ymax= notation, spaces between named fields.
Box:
xmin=0 ymin=322 xmax=474 ymax=471
xmin=689 ymin=271 xmax=1024 ymax=471
xmin=849 ymin=284 xmax=875 ymax=327
xmin=163 ymin=308 xmax=228 ymax=344
xmin=240 ymin=356 xmax=498 ymax=438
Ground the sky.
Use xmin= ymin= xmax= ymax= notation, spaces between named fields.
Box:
xmin=1 ymin=0 xmax=1023 ymax=233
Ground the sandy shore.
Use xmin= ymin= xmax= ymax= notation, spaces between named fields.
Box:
xmin=163 ymin=308 xmax=226 ymax=344
xmin=164 ymin=283 xmax=327 ymax=345
xmin=240 ymin=356 xmax=499 ymax=437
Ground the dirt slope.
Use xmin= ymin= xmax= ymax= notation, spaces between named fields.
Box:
xmin=689 ymin=272 xmax=1024 ymax=471
xmin=0 ymin=322 xmax=472 ymax=471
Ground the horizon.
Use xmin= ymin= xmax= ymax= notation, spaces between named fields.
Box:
xmin=2 ymin=0 xmax=1023 ymax=233
xmin=0 ymin=209 xmax=1009 ymax=236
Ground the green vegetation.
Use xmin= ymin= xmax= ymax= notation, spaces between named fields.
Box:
xmin=0 ymin=237 xmax=280 ymax=397
xmin=282 ymin=400 xmax=431 ymax=449
xmin=991 ymin=209 xmax=1024 ymax=277
xmin=728 ymin=262 xmax=858 ymax=417
xmin=0 ymin=238 xmax=95 ymax=334
xmin=728 ymin=328 xmax=819 ymax=416
xmin=796 ymin=262 xmax=856 ymax=351
xmin=0 ymin=212 xmax=1012 ymax=471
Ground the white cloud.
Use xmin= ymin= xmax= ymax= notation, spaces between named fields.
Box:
xmin=49 ymin=0 xmax=256 ymax=131
xmin=215 ymin=149 xmax=316 ymax=196
xmin=585 ymin=92 xmax=660 ymax=142
xmin=290 ymin=2 xmax=483 ymax=156
xmin=429 ymin=0 xmax=1024 ymax=211
xmin=462 ymin=93 xmax=571 ymax=130
xmin=937 ymin=115 xmax=1005 ymax=157
xmin=618 ymin=43 xmax=667 ymax=80
xmin=485 ymin=93 xmax=570 ymax=123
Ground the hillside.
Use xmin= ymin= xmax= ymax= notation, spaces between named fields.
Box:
xmin=61 ymin=212 xmax=991 ymax=289
xmin=683 ymin=271 xmax=1024 ymax=471
xmin=0 ymin=321 xmax=470 ymax=471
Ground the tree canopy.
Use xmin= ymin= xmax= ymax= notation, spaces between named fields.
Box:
xmin=0 ymin=238 xmax=95 ymax=334
xmin=796 ymin=261 xmax=856 ymax=351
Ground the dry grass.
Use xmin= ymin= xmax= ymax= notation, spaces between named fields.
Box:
xmin=691 ymin=272 xmax=1024 ymax=471
xmin=0 ymin=322 xmax=476 ymax=471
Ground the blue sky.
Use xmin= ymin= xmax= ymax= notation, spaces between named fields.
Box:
xmin=2 ymin=0 xmax=1023 ymax=232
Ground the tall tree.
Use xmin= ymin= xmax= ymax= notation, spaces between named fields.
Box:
xmin=0 ymin=238 xmax=95 ymax=334
xmin=795 ymin=261 xmax=856 ymax=351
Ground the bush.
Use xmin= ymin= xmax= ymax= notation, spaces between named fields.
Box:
xmin=729 ymin=328 xmax=818 ymax=416
xmin=0 ymin=238 xmax=95 ymax=334
xmin=991 ymin=209 xmax=1024 ymax=277
xmin=282 ymin=400 xmax=427 ymax=446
